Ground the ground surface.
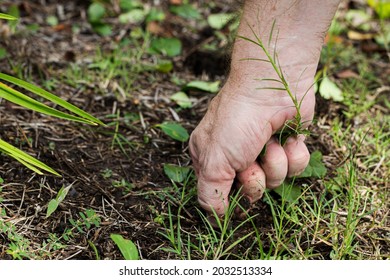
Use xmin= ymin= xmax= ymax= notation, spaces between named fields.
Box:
xmin=0 ymin=0 xmax=389 ymax=260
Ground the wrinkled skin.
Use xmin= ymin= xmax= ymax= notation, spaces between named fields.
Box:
xmin=189 ymin=0 xmax=341 ymax=216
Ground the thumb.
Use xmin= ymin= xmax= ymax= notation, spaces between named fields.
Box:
xmin=196 ymin=166 xmax=236 ymax=217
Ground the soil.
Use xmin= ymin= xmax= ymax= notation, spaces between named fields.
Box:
xmin=0 ymin=0 xmax=388 ymax=260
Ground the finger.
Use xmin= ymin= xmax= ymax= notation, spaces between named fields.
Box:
xmin=259 ymin=137 xmax=288 ymax=189
xmin=283 ymin=134 xmax=310 ymax=177
xmin=236 ymin=161 xmax=266 ymax=204
xmin=197 ymin=168 xmax=235 ymax=217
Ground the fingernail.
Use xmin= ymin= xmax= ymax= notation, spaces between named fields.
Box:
xmin=298 ymin=134 xmax=306 ymax=142
xmin=288 ymin=168 xmax=305 ymax=178
xmin=267 ymin=179 xmax=284 ymax=189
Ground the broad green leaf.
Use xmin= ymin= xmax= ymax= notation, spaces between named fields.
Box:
xmin=170 ymin=91 xmax=191 ymax=108
xmin=46 ymin=15 xmax=58 ymax=26
xmin=46 ymin=199 xmax=59 ymax=218
xmin=367 ymin=0 xmax=390 ymax=19
xmin=207 ymin=13 xmax=233 ymax=30
xmin=273 ymin=183 xmax=302 ymax=203
xmin=170 ymin=4 xmax=201 ymax=20
xmin=92 ymin=23 xmax=112 ymax=36
xmin=156 ymin=122 xmax=189 ymax=142
xmin=110 ymin=234 xmax=139 ymax=260
xmin=184 ymin=80 xmax=220 ymax=93
xmin=298 ymin=150 xmax=327 ymax=178
xmin=0 ymin=139 xmax=60 ymax=176
xmin=163 ymin=164 xmax=190 ymax=183
xmin=345 ymin=9 xmax=371 ymax=31
xmin=146 ymin=8 xmax=166 ymax=22
xmin=120 ymin=0 xmax=142 ymax=12
xmin=375 ymin=25 xmax=390 ymax=46
xmin=328 ymin=18 xmax=345 ymax=36
xmin=88 ymin=3 xmax=106 ymax=23
xmin=0 ymin=73 xmax=104 ymax=125
xmin=56 ymin=184 xmax=72 ymax=203
xmin=119 ymin=9 xmax=146 ymax=24
xmin=0 ymin=13 xmax=17 ymax=20
xmin=319 ymin=77 xmax=344 ymax=102
xmin=150 ymin=38 xmax=182 ymax=57
xmin=155 ymin=60 xmax=173 ymax=73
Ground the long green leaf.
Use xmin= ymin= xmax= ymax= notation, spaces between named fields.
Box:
xmin=255 ymin=78 xmax=285 ymax=84
xmin=0 ymin=139 xmax=61 ymax=176
xmin=0 ymin=13 xmax=17 ymax=20
xmin=0 ymin=73 xmax=104 ymax=126
xmin=0 ymin=84 xmax=97 ymax=125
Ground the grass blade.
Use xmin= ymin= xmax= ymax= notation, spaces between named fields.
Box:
xmin=255 ymin=78 xmax=285 ymax=84
xmin=239 ymin=58 xmax=271 ymax=63
xmin=0 ymin=139 xmax=61 ymax=176
xmin=0 ymin=13 xmax=17 ymax=20
xmin=0 ymin=83 xmax=97 ymax=125
xmin=237 ymin=35 xmax=263 ymax=48
xmin=0 ymin=73 xmax=104 ymax=126
xmin=268 ymin=19 xmax=276 ymax=47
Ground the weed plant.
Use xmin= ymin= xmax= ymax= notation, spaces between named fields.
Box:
xmin=238 ymin=21 xmax=311 ymax=144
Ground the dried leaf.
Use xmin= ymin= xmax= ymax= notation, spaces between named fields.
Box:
xmin=347 ymin=30 xmax=375 ymax=41
xmin=336 ymin=69 xmax=360 ymax=79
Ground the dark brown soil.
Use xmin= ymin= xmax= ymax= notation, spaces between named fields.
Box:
xmin=0 ymin=0 xmax=388 ymax=260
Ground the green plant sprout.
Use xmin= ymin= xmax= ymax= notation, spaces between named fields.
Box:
xmin=0 ymin=14 xmax=104 ymax=176
xmin=238 ymin=20 xmax=311 ymax=145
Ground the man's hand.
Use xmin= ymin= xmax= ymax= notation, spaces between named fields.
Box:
xmin=189 ymin=0 xmax=340 ymax=217
xmin=189 ymin=79 xmax=313 ymax=216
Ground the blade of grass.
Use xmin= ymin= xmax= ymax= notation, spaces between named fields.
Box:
xmin=0 ymin=13 xmax=17 ymax=20
xmin=0 ymin=84 xmax=96 ymax=125
xmin=0 ymin=139 xmax=61 ymax=176
xmin=0 ymin=73 xmax=105 ymax=126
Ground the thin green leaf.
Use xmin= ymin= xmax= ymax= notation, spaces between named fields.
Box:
xmin=239 ymin=58 xmax=271 ymax=63
xmin=0 ymin=13 xmax=17 ymax=20
xmin=0 ymin=73 xmax=104 ymax=125
xmin=273 ymin=29 xmax=280 ymax=62
xmin=7 ymin=153 xmax=44 ymax=175
xmin=255 ymin=78 xmax=285 ymax=84
xmin=268 ymin=19 xmax=276 ymax=47
xmin=237 ymin=35 xmax=263 ymax=48
xmin=0 ymin=84 xmax=96 ymax=125
xmin=0 ymin=139 xmax=61 ymax=176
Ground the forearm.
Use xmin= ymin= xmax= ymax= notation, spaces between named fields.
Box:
xmin=230 ymin=0 xmax=341 ymax=81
